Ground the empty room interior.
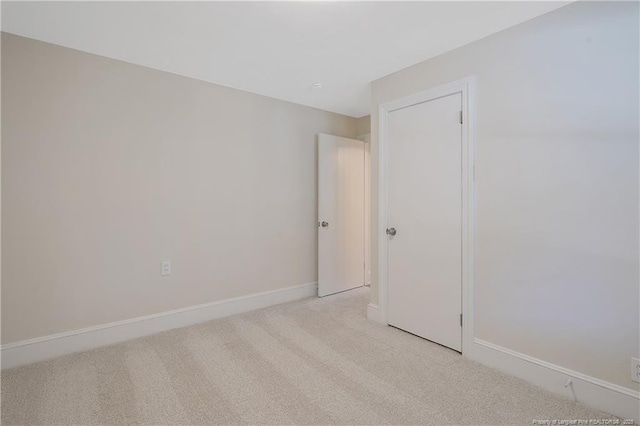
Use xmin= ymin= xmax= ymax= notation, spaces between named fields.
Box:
xmin=1 ymin=1 xmax=639 ymax=425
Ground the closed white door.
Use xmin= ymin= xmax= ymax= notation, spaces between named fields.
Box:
xmin=387 ymin=93 xmax=463 ymax=352
xmin=318 ymin=133 xmax=365 ymax=297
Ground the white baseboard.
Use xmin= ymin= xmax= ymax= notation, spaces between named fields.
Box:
xmin=1 ymin=282 xmax=318 ymax=370
xmin=367 ymin=303 xmax=384 ymax=323
xmin=365 ymin=300 xmax=638 ymax=421
xmin=466 ymin=338 xmax=640 ymax=423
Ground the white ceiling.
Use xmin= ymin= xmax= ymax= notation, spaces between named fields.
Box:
xmin=2 ymin=1 xmax=569 ymax=118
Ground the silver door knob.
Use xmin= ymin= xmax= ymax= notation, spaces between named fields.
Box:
xmin=320 ymin=221 xmax=329 ymax=228
xmin=386 ymin=227 xmax=396 ymax=236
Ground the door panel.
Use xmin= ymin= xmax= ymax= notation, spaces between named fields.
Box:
xmin=387 ymin=93 xmax=462 ymax=351
xmin=318 ymin=134 xmax=365 ymax=297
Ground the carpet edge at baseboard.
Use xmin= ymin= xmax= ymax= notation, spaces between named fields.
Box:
xmin=1 ymin=281 xmax=318 ymax=370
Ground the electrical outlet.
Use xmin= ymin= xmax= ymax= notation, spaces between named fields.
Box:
xmin=632 ymin=358 xmax=640 ymax=383
xmin=161 ymin=260 xmax=171 ymax=276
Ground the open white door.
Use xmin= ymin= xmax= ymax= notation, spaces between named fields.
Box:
xmin=318 ymin=133 xmax=365 ymax=297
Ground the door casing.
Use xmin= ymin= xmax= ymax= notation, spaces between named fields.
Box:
xmin=377 ymin=76 xmax=477 ymax=354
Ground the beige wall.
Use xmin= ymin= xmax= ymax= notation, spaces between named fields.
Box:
xmin=1 ymin=33 xmax=357 ymax=344
xmin=370 ymin=1 xmax=639 ymax=391
xmin=356 ymin=115 xmax=371 ymax=138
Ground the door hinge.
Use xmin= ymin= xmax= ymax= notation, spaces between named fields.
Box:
xmin=459 ymin=111 xmax=463 ymax=124
xmin=460 ymin=314 xmax=463 ymax=327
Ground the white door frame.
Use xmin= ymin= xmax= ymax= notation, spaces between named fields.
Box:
xmin=377 ymin=76 xmax=477 ymax=354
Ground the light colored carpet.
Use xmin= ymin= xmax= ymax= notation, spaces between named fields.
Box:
xmin=2 ymin=287 xmax=617 ymax=425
